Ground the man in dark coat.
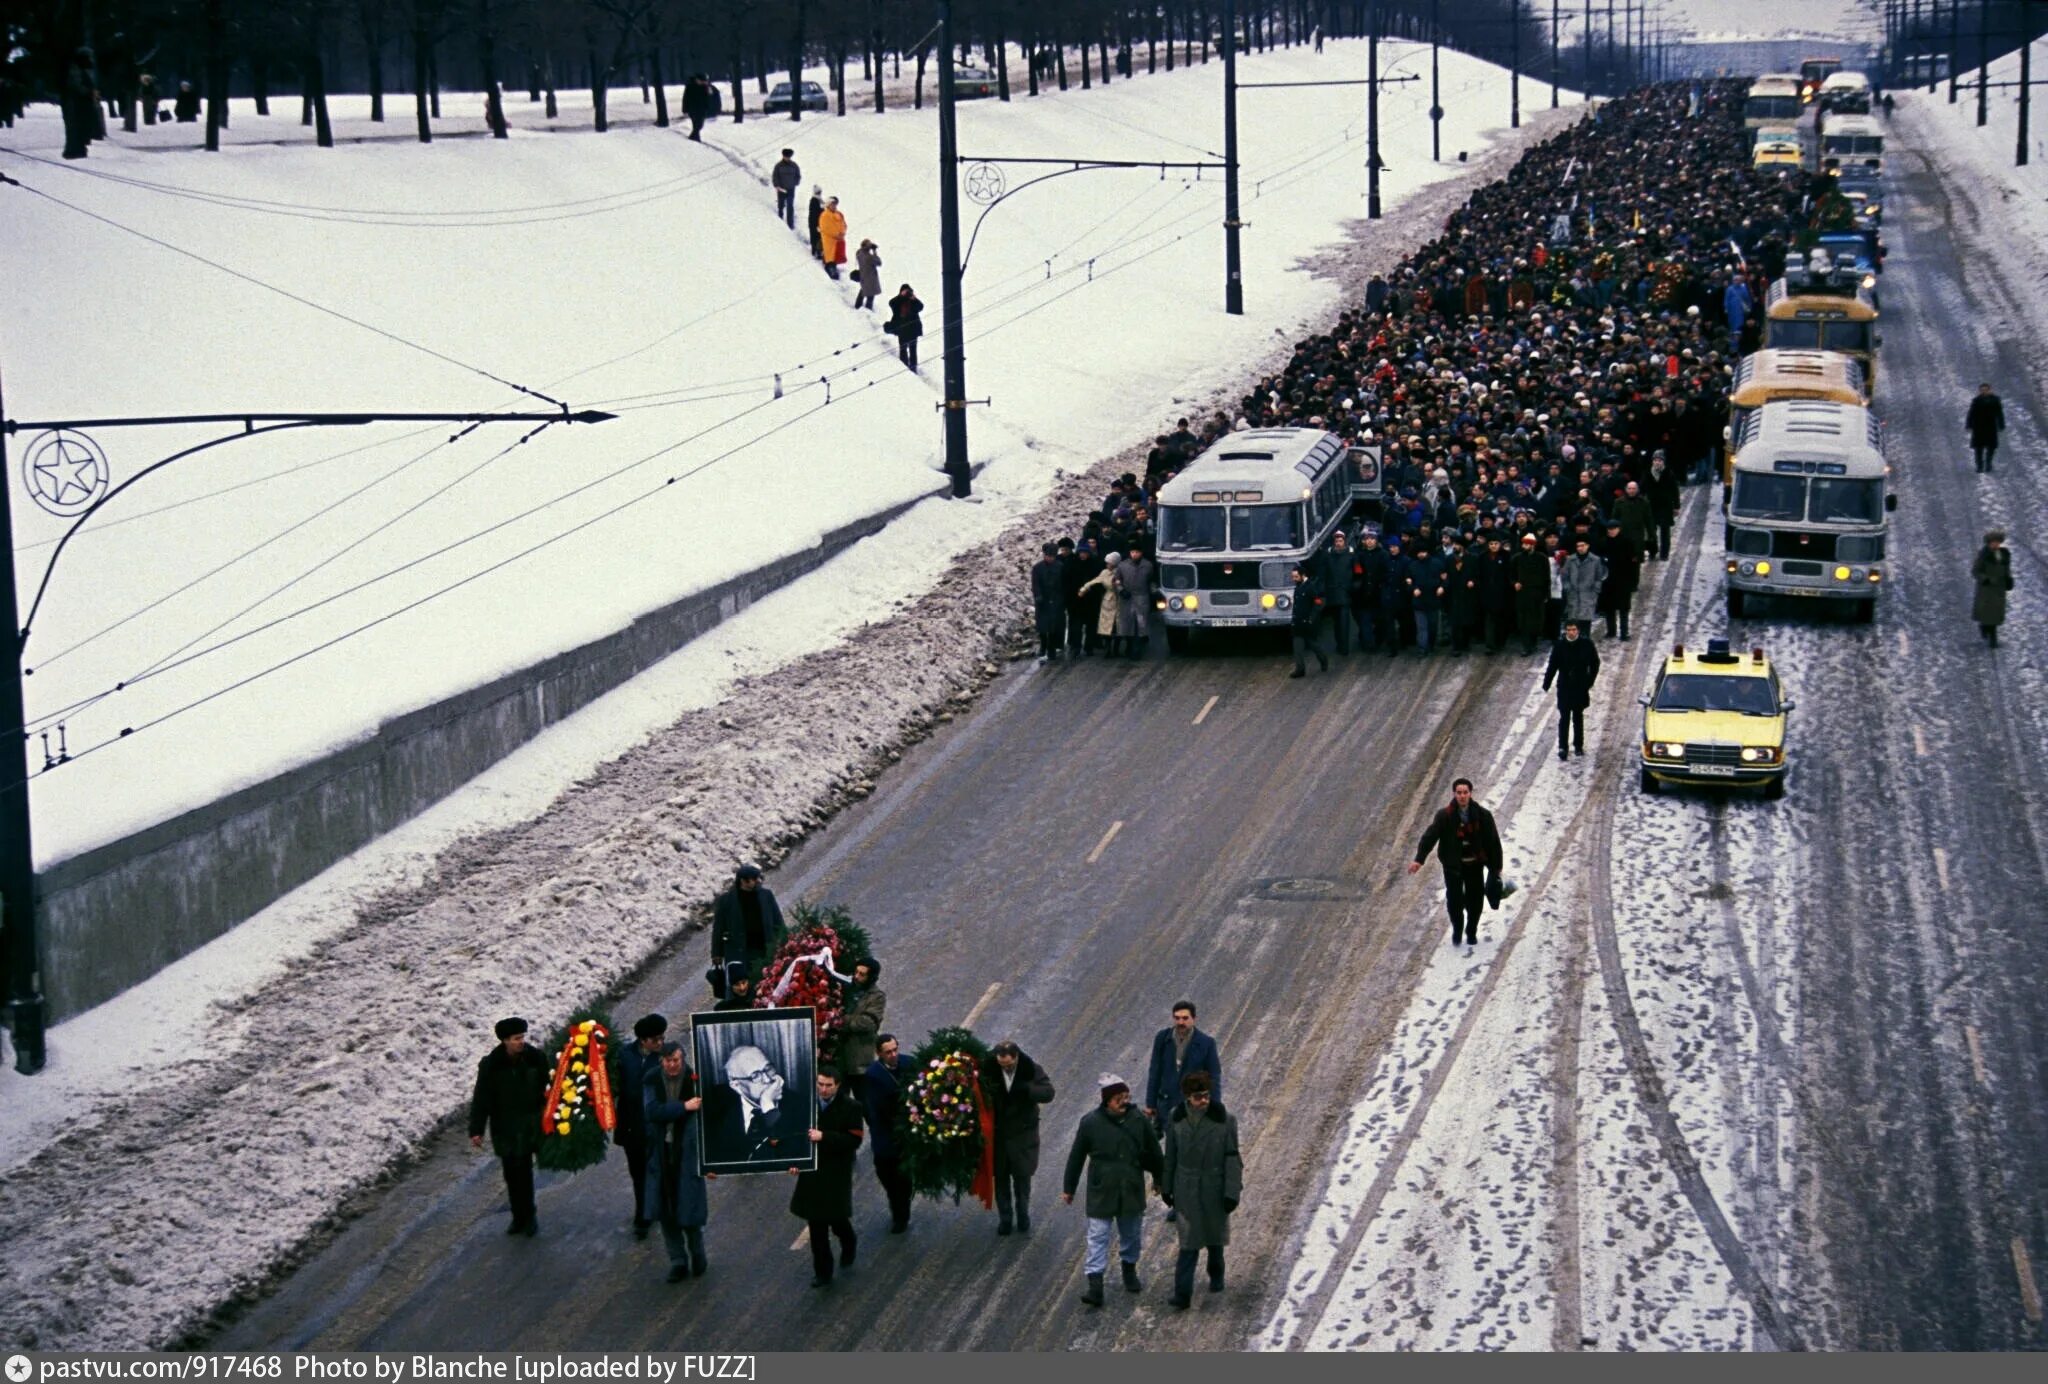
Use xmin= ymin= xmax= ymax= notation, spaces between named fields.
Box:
xmin=1973 ymin=530 xmax=2014 ymax=646
xmin=61 ymin=48 xmax=98 ymax=160
xmin=642 ymin=1042 xmax=708 ymax=1281
xmin=1161 ymin=1071 xmax=1242 ymax=1309
xmin=1478 ymin=537 xmax=1516 ymax=653
xmin=709 ymin=863 xmax=786 ymax=984
xmin=1542 ymin=619 xmax=1602 ymax=762
xmin=468 ymin=1017 xmax=550 ymax=1235
xmin=807 ymin=186 xmax=826 ymax=259
xmin=887 ymin=285 xmax=924 ymax=371
xmin=1288 ymin=565 xmax=1330 ymax=678
xmin=771 ymin=149 xmax=802 ymax=227
xmin=1598 ymin=519 xmax=1641 ymax=640
xmin=1512 ymin=533 xmax=1551 ymax=655
xmin=862 ymin=1034 xmax=915 ymax=1232
xmin=1967 ymin=383 xmax=2006 ymax=474
xmin=1408 ymin=777 xmax=1505 ymax=953
xmin=1063 ymin=538 xmax=1101 ymax=657
xmin=1445 ymin=550 xmax=1482 ymax=654
xmin=1645 ymin=455 xmax=1680 ymax=560
xmin=1316 ymin=532 xmax=1355 ymax=654
xmin=1145 ymin=1000 xmax=1221 ymax=1224
xmin=1353 ymin=530 xmax=1392 ymax=652
xmin=711 ymin=971 xmax=756 ymax=1011
xmin=1063 ymin=1074 xmax=1164 ymax=1306
xmin=789 ymin=1070 xmax=865 ymax=1288
xmin=681 ymin=74 xmax=716 ymax=140
xmin=1032 ymin=542 xmax=1066 ymax=661
xmin=616 ymin=1013 xmax=670 ymax=1238
xmin=982 ymin=1039 xmax=1056 ymax=1236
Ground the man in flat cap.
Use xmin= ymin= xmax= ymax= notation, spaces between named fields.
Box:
xmin=1062 ymin=1072 xmax=1163 ymax=1307
xmin=469 ymin=1017 xmax=551 ymax=1235
xmin=617 ymin=1013 xmax=670 ymax=1238
xmin=711 ymin=864 xmax=787 ymax=988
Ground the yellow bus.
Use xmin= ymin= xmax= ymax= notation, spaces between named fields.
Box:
xmin=1763 ymin=262 xmax=1880 ymax=392
xmin=1720 ymin=349 xmax=1869 ymax=502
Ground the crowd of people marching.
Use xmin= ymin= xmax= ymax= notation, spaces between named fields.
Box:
xmin=1030 ymin=79 xmax=1814 ymax=679
xmin=472 ymin=866 xmax=1242 ymax=1310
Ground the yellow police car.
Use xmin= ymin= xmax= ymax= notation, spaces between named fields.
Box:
xmin=1639 ymin=639 xmax=1792 ymax=799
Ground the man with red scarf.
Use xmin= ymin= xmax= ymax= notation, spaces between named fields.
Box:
xmin=1408 ymin=777 xmax=1506 ymax=955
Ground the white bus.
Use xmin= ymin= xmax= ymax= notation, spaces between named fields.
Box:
xmin=1724 ymin=398 xmax=1897 ymax=623
xmin=1819 ymin=111 xmax=1884 ymax=174
xmin=1745 ymin=74 xmax=1805 ymax=128
xmin=1154 ymin=428 xmax=1358 ymax=651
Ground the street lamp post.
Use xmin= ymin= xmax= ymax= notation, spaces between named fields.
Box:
xmin=1431 ymin=0 xmax=1442 ymax=161
xmin=1368 ymin=0 xmax=1382 ymax=218
xmin=935 ymin=0 xmax=972 ymax=496
xmin=1552 ymin=0 xmax=1562 ymax=107
xmin=1511 ymin=0 xmax=1522 ymax=128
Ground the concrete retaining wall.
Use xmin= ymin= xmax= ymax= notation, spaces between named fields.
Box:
xmin=34 ymin=491 xmax=936 ymax=1021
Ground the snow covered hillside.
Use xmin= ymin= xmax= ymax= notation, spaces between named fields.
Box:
xmin=1663 ymin=0 xmax=1879 ymax=42
xmin=1 ymin=40 xmax=1571 ymax=871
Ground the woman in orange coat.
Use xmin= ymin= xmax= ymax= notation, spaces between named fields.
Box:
xmin=819 ymin=197 xmax=848 ymax=280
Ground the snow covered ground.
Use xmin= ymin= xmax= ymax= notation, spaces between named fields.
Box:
xmin=1 ymin=39 xmax=1568 ymax=870
xmin=0 ymin=48 xmax=1578 ymax=1352
xmin=1897 ymin=37 xmax=2048 ymax=214
xmin=1663 ymin=0 xmax=1878 ymax=42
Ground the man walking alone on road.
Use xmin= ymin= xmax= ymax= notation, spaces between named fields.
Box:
xmin=1543 ymin=619 xmax=1602 ymax=761
xmin=1408 ymin=777 xmax=1505 ymax=955
xmin=468 ymin=1017 xmax=550 ymax=1236
xmin=1063 ymin=1074 xmax=1163 ymax=1306
xmin=1966 ymin=383 xmax=2006 ymax=474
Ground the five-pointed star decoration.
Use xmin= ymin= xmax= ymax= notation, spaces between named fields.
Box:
xmin=22 ymin=431 xmax=110 ymax=517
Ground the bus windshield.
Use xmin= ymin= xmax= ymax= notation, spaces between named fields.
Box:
xmin=1229 ymin=503 xmax=1304 ymax=550
xmin=1746 ymin=95 xmax=1801 ymax=121
xmin=1809 ymin=477 xmax=1884 ymax=524
xmin=1158 ymin=506 xmax=1227 ymax=552
xmin=1655 ymin=674 xmax=1779 ymax=715
xmin=1767 ymin=320 xmax=1824 ymax=348
xmin=1823 ymin=321 xmax=1872 ymax=352
xmin=1732 ymin=473 xmax=1807 ymax=521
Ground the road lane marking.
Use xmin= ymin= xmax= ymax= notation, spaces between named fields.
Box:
xmin=1898 ymin=629 xmax=1911 ymax=657
xmin=1085 ymin=820 xmax=1124 ymax=863
xmin=1913 ymin=724 xmax=1929 ymax=758
xmin=1192 ymin=695 xmax=1219 ymax=726
xmin=2015 ymin=1237 xmax=2043 ymax=1323
xmin=961 ymin=982 xmax=1002 ymax=1029
xmin=1966 ymin=1025 xmax=1989 ymax=1088
xmin=1933 ymin=846 xmax=1951 ymax=892
xmin=791 ymin=1229 xmax=808 ymax=1251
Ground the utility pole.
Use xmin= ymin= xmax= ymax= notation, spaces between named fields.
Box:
xmin=2022 ymin=0 xmax=2034 ymax=167
xmin=1949 ymin=0 xmax=1961 ymax=100
xmin=1223 ymin=0 xmax=1244 ymax=314
xmin=935 ymin=0 xmax=971 ymax=495
xmin=1606 ymin=0 xmax=1616 ymax=95
xmin=1585 ymin=0 xmax=1594 ymax=96
xmin=1978 ymin=0 xmax=1990 ymax=126
xmin=0 ymin=357 xmax=41 ymax=1074
xmin=1552 ymin=0 xmax=1562 ymax=107
xmin=1927 ymin=0 xmax=1940 ymax=92
xmin=1431 ymin=0 xmax=1442 ymax=160
xmin=1511 ymin=0 xmax=1521 ymax=128
xmin=1368 ymin=0 xmax=1382 ymax=218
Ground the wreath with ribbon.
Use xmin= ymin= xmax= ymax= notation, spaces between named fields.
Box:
xmin=536 ymin=1010 xmax=618 ymax=1172
xmin=899 ymin=1026 xmax=995 ymax=1206
xmin=755 ymin=903 xmax=872 ymax=1066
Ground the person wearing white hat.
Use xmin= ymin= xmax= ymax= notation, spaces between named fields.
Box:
xmin=1062 ymin=1072 xmax=1163 ymax=1306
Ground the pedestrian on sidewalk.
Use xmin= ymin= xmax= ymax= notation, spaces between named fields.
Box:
xmin=468 ymin=1017 xmax=550 ymax=1236
xmin=681 ymin=74 xmax=716 ymax=140
xmin=1973 ymin=530 xmax=2014 ymax=648
xmin=886 ymin=285 xmax=923 ymax=371
xmin=1407 ymin=777 xmax=1505 ymax=955
xmin=1288 ymin=565 xmax=1331 ymax=678
xmin=1543 ymin=619 xmax=1602 ymax=761
xmin=772 ymin=150 xmax=802 ymax=227
xmin=1063 ymin=1074 xmax=1163 ymax=1307
xmin=617 ymin=1013 xmax=670 ymax=1239
xmin=818 ymin=197 xmax=848 ymax=280
xmin=1966 ymin=383 xmax=2006 ymax=474
xmin=1161 ymin=1072 xmax=1241 ymax=1310
xmin=1033 ymin=542 xmax=1067 ymax=662
xmin=807 ymin=186 xmax=826 ymax=259
xmin=853 ymin=239 xmax=883 ymax=311
xmin=982 ymin=1039 xmax=1056 ymax=1236
xmin=642 ymin=1042 xmax=708 ymax=1282
xmin=862 ymin=1034 xmax=915 ymax=1233
xmin=790 ymin=1069 xmax=864 ymax=1289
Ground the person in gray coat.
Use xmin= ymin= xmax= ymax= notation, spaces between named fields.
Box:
xmin=1560 ymin=539 xmax=1607 ymax=629
xmin=1161 ymin=1071 xmax=1241 ymax=1309
xmin=1973 ymin=530 xmax=2014 ymax=647
xmin=1032 ymin=543 xmax=1067 ymax=662
xmin=853 ymin=239 xmax=883 ymax=311
xmin=642 ymin=1043 xmax=709 ymax=1282
xmin=1114 ymin=546 xmax=1154 ymax=658
xmin=1062 ymin=1073 xmax=1163 ymax=1306
xmin=1316 ymin=532 xmax=1355 ymax=654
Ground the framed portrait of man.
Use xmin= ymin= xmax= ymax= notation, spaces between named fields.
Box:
xmin=692 ymin=1006 xmax=818 ymax=1175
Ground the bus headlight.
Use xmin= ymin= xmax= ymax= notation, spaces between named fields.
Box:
xmin=1739 ymin=561 xmax=1756 ymax=576
xmin=1834 ymin=566 xmax=1852 ymax=581
xmin=1275 ymin=594 xmax=1292 ymax=610
xmin=1172 ymin=594 xmax=1198 ymax=611
xmin=1755 ymin=560 xmax=1772 ymax=576
xmin=1850 ymin=567 xmax=1867 ymax=582
xmin=1260 ymin=593 xmax=1277 ymax=610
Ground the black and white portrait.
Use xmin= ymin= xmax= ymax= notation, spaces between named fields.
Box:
xmin=692 ymin=1006 xmax=817 ymax=1175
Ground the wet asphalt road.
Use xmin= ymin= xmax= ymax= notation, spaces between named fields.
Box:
xmin=212 ymin=103 xmax=2048 ymax=1353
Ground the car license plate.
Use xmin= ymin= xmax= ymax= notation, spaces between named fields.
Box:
xmin=1209 ymin=618 xmax=1249 ymax=627
xmin=1693 ymin=764 xmax=1738 ymax=777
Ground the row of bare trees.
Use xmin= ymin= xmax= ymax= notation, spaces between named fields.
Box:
xmin=5 ymin=1 xmax=1548 ymax=150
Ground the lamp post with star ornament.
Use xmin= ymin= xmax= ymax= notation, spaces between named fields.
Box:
xmin=0 ymin=369 xmax=614 ymax=1074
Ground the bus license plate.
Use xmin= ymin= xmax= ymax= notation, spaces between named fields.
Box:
xmin=1693 ymin=764 xmax=1738 ymax=777
xmin=1209 ymin=618 xmax=1249 ymax=627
